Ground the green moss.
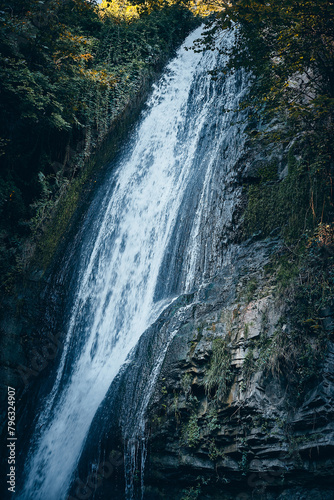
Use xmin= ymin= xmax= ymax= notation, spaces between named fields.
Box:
xmin=245 ymin=277 xmax=258 ymax=303
xmin=275 ymin=254 xmax=300 ymax=291
xmin=244 ymin=142 xmax=333 ymax=247
xmin=244 ymin=168 xmax=310 ymax=242
xmin=35 ymin=178 xmax=81 ymax=268
xmin=257 ymin=160 xmax=279 ymax=182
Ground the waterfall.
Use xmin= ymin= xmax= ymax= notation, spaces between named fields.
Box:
xmin=121 ymin=26 xmax=249 ymax=499
xmin=18 ymin=24 xmax=249 ymax=500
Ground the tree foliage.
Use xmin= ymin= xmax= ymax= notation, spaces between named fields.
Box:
xmin=200 ymin=0 xmax=334 ymax=242
xmin=0 ymin=0 xmax=198 ymax=288
xmin=204 ymin=0 xmax=334 ymax=115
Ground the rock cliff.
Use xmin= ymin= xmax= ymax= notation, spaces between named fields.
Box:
xmin=145 ymin=239 xmax=334 ymax=499
xmin=72 ymin=143 xmax=334 ymax=500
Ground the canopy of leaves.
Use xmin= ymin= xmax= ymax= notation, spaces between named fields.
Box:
xmin=0 ymin=0 xmax=198 ymax=288
xmin=199 ymin=0 xmax=334 ymax=244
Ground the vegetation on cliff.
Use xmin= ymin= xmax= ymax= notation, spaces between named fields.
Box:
xmin=210 ymin=0 xmax=334 ymax=379
xmin=211 ymin=0 xmax=334 ymax=241
xmin=0 ymin=0 xmax=199 ymax=291
xmin=147 ymin=5 xmax=334 ymax=495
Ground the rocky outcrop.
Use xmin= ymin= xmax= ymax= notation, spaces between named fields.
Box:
xmin=71 ymin=230 xmax=334 ymax=500
xmin=67 ymin=109 xmax=334 ymax=499
xmin=143 ymin=238 xmax=334 ymax=499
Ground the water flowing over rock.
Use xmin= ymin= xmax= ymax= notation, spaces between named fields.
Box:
xmin=13 ymin=23 xmax=334 ymax=500
xmin=15 ymin=25 xmax=248 ymax=500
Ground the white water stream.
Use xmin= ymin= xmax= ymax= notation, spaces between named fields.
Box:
xmin=19 ymin=24 xmax=247 ymax=500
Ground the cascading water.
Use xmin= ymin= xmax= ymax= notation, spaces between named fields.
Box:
xmin=121 ymin=26 xmax=250 ymax=500
xmin=18 ymin=24 xmax=249 ymax=500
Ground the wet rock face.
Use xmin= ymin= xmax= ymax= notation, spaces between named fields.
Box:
xmin=144 ymin=240 xmax=334 ymax=499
